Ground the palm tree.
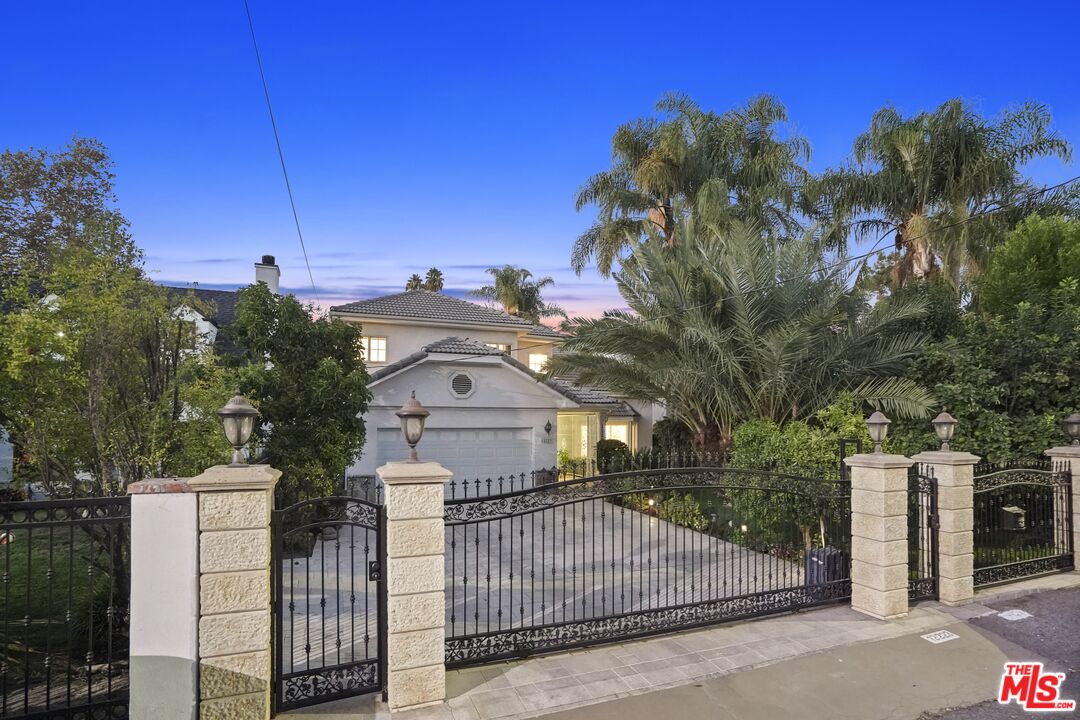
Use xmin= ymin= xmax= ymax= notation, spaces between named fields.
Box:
xmin=471 ymin=265 xmax=566 ymax=324
xmin=405 ymin=273 xmax=424 ymax=291
xmin=549 ymin=219 xmax=934 ymax=451
xmin=821 ymin=99 xmax=1075 ymax=288
xmin=572 ymin=93 xmax=816 ymax=276
xmin=423 ymin=267 xmax=445 ymax=292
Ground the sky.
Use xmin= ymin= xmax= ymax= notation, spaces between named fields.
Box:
xmin=5 ymin=1 xmax=1080 ymax=317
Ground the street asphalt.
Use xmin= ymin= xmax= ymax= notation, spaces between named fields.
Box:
xmin=545 ymin=586 xmax=1080 ymax=720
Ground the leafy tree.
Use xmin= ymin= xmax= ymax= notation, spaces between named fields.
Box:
xmin=0 ymin=224 xmax=230 ymax=495
xmin=471 ymin=265 xmax=566 ymax=324
xmin=405 ymin=273 xmax=424 ymax=291
xmin=227 ymin=282 xmax=371 ymax=504
xmin=822 ymin=99 xmax=1075 ymax=289
xmin=976 ymin=214 xmax=1080 ymax=315
xmin=549 ymin=219 xmax=934 ymax=451
xmin=0 ymin=136 xmax=124 ymax=280
xmin=573 ymin=94 xmax=814 ymax=276
xmin=423 ymin=267 xmax=445 ymax=292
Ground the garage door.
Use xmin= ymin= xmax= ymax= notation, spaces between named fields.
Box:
xmin=376 ymin=427 xmax=534 ymax=482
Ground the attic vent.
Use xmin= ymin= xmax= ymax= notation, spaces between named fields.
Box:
xmin=450 ymin=372 xmax=474 ymax=398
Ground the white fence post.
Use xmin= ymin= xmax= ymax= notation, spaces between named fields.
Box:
xmin=377 ymin=460 xmax=452 ymax=712
xmin=845 ymin=452 xmax=914 ymax=620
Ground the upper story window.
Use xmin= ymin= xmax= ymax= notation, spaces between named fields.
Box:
xmin=486 ymin=343 xmax=511 ymax=353
xmin=360 ymin=336 xmax=387 ymax=363
xmin=528 ymin=353 xmax=548 ymax=373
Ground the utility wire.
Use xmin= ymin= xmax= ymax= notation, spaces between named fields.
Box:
xmin=446 ymin=173 xmax=1080 ymax=363
xmin=243 ymin=0 xmax=320 ymax=303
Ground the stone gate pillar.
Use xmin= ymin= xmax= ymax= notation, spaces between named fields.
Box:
xmin=846 ymin=452 xmax=914 ymax=620
xmin=189 ymin=464 xmax=280 ymax=720
xmin=911 ymin=450 xmax=980 ymax=605
xmin=1044 ymin=445 xmax=1080 ymax=574
xmin=377 ymin=460 xmax=452 ymax=712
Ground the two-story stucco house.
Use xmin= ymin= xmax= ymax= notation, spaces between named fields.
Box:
xmin=329 ymin=291 xmax=663 ymax=480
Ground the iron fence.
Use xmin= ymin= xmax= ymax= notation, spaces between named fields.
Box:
xmin=0 ymin=497 xmax=131 ymax=719
xmin=908 ymin=464 xmax=938 ymax=601
xmin=973 ymin=460 xmax=1074 ymax=587
xmin=443 ymin=466 xmax=851 ymax=667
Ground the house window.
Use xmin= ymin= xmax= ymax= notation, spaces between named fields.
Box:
xmin=528 ymin=353 xmax=548 ymax=372
xmin=486 ymin=343 xmax=510 ymax=353
xmin=360 ymin=336 xmax=387 ymax=363
xmin=605 ymin=420 xmax=637 ymax=451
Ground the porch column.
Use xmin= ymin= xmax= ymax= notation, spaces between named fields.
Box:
xmin=1044 ymin=445 xmax=1080 ymax=574
xmin=128 ymin=480 xmax=199 ymax=720
xmin=189 ymin=464 xmax=280 ymax=720
xmin=846 ymin=452 xmax=914 ymax=620
xmin=911 ymin=450 xmax=980 ymax=606
xmin=378 ymin=460 xmax=452 ymax=712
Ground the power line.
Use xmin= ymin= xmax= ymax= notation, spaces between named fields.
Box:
xmin=451 ymin=173 xmax=1080 ymax=363
xmin=242 ymin=0 xmax=320 ymax=303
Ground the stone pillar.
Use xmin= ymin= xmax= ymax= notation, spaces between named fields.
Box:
xmin=912 ymin=450 xmax=980 ymax=606
xmin=189 ymin=465 xmax=280 ymax=720
xmin=377 ymin=460 xmax=452 ymax=712
xmin=128 ymin=480 xmax=199 ymax=720
xmin=846 ymin=452 xmax=914 ymax=620
xmin=1044 ymin=446 xmax=1080 ymax=573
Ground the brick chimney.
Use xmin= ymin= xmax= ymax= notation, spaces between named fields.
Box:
xmin=254 ymin=255 xmax=280 ymax=294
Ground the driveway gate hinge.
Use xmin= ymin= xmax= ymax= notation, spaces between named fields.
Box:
xmin=368 ymin=561 xmax=382 ymax=582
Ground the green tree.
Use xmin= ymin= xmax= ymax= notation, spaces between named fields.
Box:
xmin=977 ymin=214 xmax=1080 ymax=315
xmin=405 ymin=273 xmax=424 ymax=291
xmin=0 ymin=224 xmax=230 ymax=495
xmin=572 ymin=94 xmax=814 ymax=276
xmin=822 ymin=99 xmax=1075 ymax=289
xmin=549 ymin=219 xmax=934 ymax=451
xmin=471 ymin=265 xmax=566 ymax=324
xmin=227 ymin=283 xmax=371 ymax=504
xmin=423 ymin=267 xmax=445 ymax=292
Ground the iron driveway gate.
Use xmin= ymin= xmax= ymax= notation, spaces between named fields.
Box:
xmin=0 ymin=497 xmax=131 ymax=720
xmin=973 ymin=461 xmax=1074 ymax=588
xmin=272 ymin=496 xmax=386 ymax=712
xmin=444 ymin=467 xmax=852 ymax=667
xmin=908 ymin=464 xmax=939 ymax=601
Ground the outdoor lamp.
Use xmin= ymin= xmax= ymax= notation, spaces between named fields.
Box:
xmin=396 ymin=391 xmax=430 ymax=462
xmin=218 ymin=391 xmax=260 ymax=466
xmin=544 ymin=420 xmax=553 ymax=435
xmin=931 ymin=409 xmax=958 ymax=452
xmin=865 ymin=411 xmax=891 ymax=453
xmin=1064 ymin=413 xmax=1080 ymax=446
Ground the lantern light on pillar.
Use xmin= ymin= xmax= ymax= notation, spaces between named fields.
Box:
xmin=218 ymin=391 xmax=260 ymax=467
xmin=865 ymin=411 xmax=891 ymax=454
xmin=931 ymin=409 xmax=958 ymax=452
xmin=1063 ymin=413 xmax=1080 ymax=447
xmin=395 ymin=391 xmax=430 ymax=462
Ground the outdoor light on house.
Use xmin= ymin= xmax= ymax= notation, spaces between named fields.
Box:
xmin=1063 ymin=413 xmax=1080 ymax=446
xmin=865 ymin=410 xmax=891 ymax=453
xmin=931 ymin=409 xmax=958 ymax=451
xmin=396 ymin=390 xmax=430 ymax=462
xmin=218 ymin=391 xmax=259 ymax=466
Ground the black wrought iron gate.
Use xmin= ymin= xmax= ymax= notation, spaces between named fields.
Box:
xmin=272 ymin=496 xmax=386 ymax=712
xmin=908 ymin=464 xmax=939 ymax=601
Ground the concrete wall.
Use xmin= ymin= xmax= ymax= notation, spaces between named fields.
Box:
xmin=351 ymin=354 xmax=575 ymax=476
xmin=333 ymin=316 xmax=556 ymax=368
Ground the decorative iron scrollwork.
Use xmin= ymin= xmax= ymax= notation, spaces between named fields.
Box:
xmin=974 ymin=555 xmax=1074 ymax=587
xmin=281 ymin=661 xmax=380 ymax=705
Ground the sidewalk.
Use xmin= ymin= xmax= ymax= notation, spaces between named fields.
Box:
xmin=283 ymin=573 xmax=1080 ymax=720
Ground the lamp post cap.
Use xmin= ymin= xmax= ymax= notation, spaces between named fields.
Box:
xmin=218 ymin=391 xmax=259 ymax=418
xmin=932 ymin=409 xmax=957 ymax=424
xmin=395 ymin=390 xmax=430 ymax=419
xmin=867 ymin=410 xmax=891 ymax=425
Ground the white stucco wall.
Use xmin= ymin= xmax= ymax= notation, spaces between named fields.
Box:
xmin=333 ymin=316 xmax=556 ymax=368
xmin=624 ymin=399 xmax=667 ymax=448
xmin=350 ymin=354 xmax=576 ymax=478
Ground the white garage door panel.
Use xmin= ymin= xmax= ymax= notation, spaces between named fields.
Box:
xmin=376 ymin=427 xmax=534 ymax=480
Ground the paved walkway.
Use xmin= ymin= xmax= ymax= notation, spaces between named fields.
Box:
xmin=282 ymin=573 xmax=1080 ymax=720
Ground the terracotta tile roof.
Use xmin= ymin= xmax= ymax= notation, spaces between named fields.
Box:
xmin=422 ymin=336 xmax=505 ymax=356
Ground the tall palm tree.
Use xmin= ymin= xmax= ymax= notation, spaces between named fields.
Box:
xmin=821 ymin=99 xmax=1075 ymax=288
xmin=471 ymin=265 xmax=566 ymax=324
xmin=572 ymin=93 xmax=816 ymax=276
xmin=423 ymin=267 xmax=444 ymax=292
xmin=549 ymin=219 xmax=934 ymax=451
xmin=405 ymin=273 xmax=424 ymax=291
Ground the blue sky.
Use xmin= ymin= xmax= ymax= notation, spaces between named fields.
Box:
xmin=6 ymin=1 xmax=1079 ymax=315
